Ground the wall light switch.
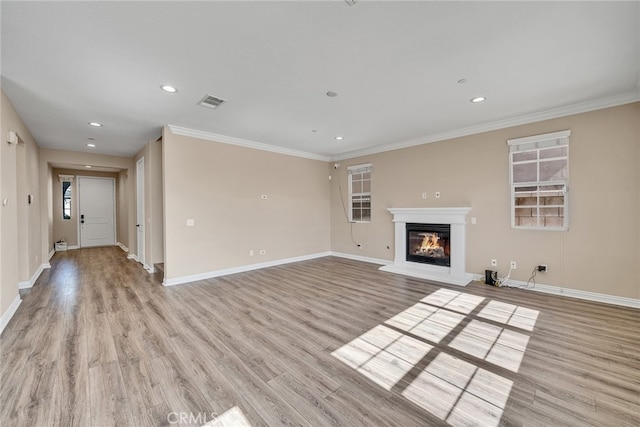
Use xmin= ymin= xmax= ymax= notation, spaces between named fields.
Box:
xmin=186 ymin=219 xmax=195 ymax=226
xmin=435 ymin=191 xmax=441 ymax=198
xmin=421 ymin=192 xmax=427 ymax=199
xmin=471 ymin=217 xmax=477 ymax=224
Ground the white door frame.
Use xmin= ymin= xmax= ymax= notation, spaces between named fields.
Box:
xmin=77 ymin=176 xmax=116 ymax=248
xmin=136 ymin=157 xmax=147 ymax=269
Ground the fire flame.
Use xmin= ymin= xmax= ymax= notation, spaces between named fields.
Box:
xmin=419 ymin=233 xmax=442 ymax=252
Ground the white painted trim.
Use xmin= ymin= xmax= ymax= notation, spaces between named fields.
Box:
xmin=144 ymin=264 xmax=156 ymax=274
xmin=502 ymin=279 xmax=640 ymax=309
xmin=163 ymin=252 xmax=332 ymax=287
xmin=329 ymin=251 xmax=391 ymax=266
xmin=128 ymin=254 xmax=138 ymax=261
xmin=330 ymin=91 xmax=640 ymax=161
xmin=167 ymin=125 xmax=331 ymax=162
xmin=117 ymin=242 xmax=129 ymax=253
xmin=48 ymin=248 xmax=55 ymax=260
xmin=507 ymin=129 xmax=571 ymax=147
xmin=67 ymin=245 xmax=79 ymax=250
xmin=18 ymin=263 xmax=48 ymax=289
xmin=0 ymin=295 xmax=22 ymax=335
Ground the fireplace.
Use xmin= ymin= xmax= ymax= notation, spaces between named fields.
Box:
xmin=406 ymin=223 xmax=451 ymax=267
xmin=379 ymin=207 xmax=473 ymax=286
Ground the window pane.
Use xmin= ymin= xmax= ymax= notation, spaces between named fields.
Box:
xmin=62 ymin=181 xmax=72 ymax=220
xmin=352 ymin=180 xmax=362 ymax=194
xmin=539 ymin=159 xmax=567 ymax=181
xmin=362 ymin=172 xmax=371 ymax=180
xmin=513 ymin=151 xmax=537 ymax=162
xmin=361 ymin=209 xmax=371 ymax=221
xmin=539 ymin=146 xmax=567 ymax=159
xmin=513 ymin=162 xmax=537 ymax=183
xmin=362 ymin=180 xmax=371 ymax=193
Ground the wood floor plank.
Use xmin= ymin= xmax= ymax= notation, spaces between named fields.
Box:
xmin=1 ymin=247 xmax=638 ymax=426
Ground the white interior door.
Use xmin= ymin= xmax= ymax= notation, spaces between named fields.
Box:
xmin=78 ymin=177 xmax=116 ymax=247
xmin=136 ymin=157 xmax=145 ymax=265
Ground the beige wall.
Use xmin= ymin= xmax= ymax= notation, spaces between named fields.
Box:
xmin=51 ymin=168 xmax=119 ymax=247
xmin=39 ymin=149 xmax=134 ymax=260
xmin=162 ymin=128 xmax=331 ymax=280
xmin=330 ymin=102 xmax=640 ymax=299
xmin=133 ymin=138 xmax=164 ymax=268
xmin=1 ymin=90 xmax=42 ymax=315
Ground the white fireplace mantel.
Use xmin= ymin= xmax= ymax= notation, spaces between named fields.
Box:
xmin=379 ymin=207 xmax=473 ymax=286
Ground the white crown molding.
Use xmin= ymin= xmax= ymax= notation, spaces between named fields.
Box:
xmin=167 ymin=125 xmax=331 ymax=162
xmin=330 ymin=90 xmax=640 ymax=161
xmin=0 ymin=295 xmax=22 ymax=336
xmin=163 ymin=252 xmax=332 ymax=287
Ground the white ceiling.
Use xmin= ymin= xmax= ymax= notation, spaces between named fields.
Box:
xmin=2 ymin=1 xmax=639 ymax=161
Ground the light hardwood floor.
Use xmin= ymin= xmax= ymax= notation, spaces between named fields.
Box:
xmin=1 ymin=247 xmax=638 ymax=426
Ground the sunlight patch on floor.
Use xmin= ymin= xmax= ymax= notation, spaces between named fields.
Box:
xmin=332 ymin=288 xmax=540 ymax=426
xmin=332 ymin=325 xmax=433 ymax=390
xmin=201 ymin=406 xmax=252 ymax=427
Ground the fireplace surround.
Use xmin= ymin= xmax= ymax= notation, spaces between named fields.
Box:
xmin=379 ymin=207 xmax=473 ymax=286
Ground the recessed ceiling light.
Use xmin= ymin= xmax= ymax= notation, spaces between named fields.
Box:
xmin=88 ymin=122 xmax=103 ymax=127
xmin=470 ymin=96 xmax=487 ymax=103
xmin=85 ymin=165 xmax=92 ymax=168
xmin=160 ymin=85 xmax=178 ymax=93
xmin=457 ymin=78 xmax=467 ymax=84
xmin=326 ymin=91 xmax=338 ymax=97
xmin=312 ymin=129 xmax=317 ymax=133
xmin=87 ymin=143 xmax=96 ymax=148
xmin=335 ymin=136 xmax=344 ymax=140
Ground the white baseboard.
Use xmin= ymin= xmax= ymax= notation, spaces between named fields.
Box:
xmin=505 ymin=279 xmax=640 ymax=309
xmin=144 ymin=264 xmax=156 ymax=274
xmin=18 ymin=262 xmax=49 ymax=289
xmin=0 ymin=295 xmax=22 ymax=335
xmin=68 ymin=245 xmax=79 ymax=250
xmin=163 ymin=251 xmax=332 ymax=287
xmin=128 ymin=254 xmax=138 ymax=261
xmin=329 ymin=251 xmax=392 ymax=266
xmin=48 ymin=248 xmax=55 ymax=260
xmin=117 ymin=242 xmax=129 ymax=253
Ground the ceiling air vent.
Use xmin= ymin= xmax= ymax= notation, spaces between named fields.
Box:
xmin=198 ymin=94 xmax=226 ymax=109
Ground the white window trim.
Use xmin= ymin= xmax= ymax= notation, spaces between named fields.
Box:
xmin=348 ymin=163 xmax=372 ymax=223
xmin=507 ymin=130 xmax=570 ymax=231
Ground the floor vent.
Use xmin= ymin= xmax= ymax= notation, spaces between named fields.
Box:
xmin=198 ymin=94 xmax=226 ymax=109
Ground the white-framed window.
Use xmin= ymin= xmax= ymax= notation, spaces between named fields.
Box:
xmin=508 ymin=130 xmax=570 ymax=231
xmin=348 ymin=163 xmax=372 ymax=223
xmin=59 ymin=174 xmax=75 ymax=220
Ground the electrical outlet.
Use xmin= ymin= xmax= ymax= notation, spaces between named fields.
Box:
xmin=435 ymin=191 xmax=441 ymax=198
xmin=249 ymin=250 xmax=254 ymax=256
xmin=259 ymin=249 xmax=266 ymax=255
xmin=356 ymin=244 xmax=363 ymax=249
xmin=491 ymin=259 xmax=497 ymax=267
xmin=537 ymin=264 xmax=547 ymax=273
xmin=510 ymin=261 xmax=517 ymax=269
